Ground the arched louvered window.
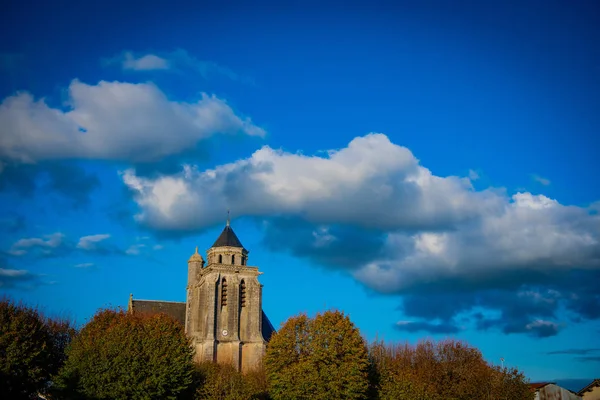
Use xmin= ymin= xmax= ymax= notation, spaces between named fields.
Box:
xmin=221 ymin=278 xmax=228 ymax=307
xmin=241 ymin=256 xmax=246 ymax=266
xmin=240 ymin=280 xmax=246 ymax=308
xmin=218 ymin=254 xmax=222 ymax=263
xmin=232 ymin=254 xmax=235 ymax=264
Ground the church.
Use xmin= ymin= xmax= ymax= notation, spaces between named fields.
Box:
xmin=127 ymin=218 xmax=275 ymax=372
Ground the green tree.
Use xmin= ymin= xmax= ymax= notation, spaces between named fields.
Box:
xmin=53 ymin=309 xmax=195 ymax=400
xmin=0 ymin=298 xmax=75 ymax=400
xmin=265 ymin=310 xmax=370 ymax=400
xmin=194 ymin=361 xmax=270 ymax=400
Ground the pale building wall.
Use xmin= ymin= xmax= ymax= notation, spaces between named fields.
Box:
xmin=537 ymin=384 xmax=582 ymax=400
xmin=581 ymin=385 xmax=600 ymax=400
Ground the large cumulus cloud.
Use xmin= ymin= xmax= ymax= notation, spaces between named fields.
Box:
xmin=122 ymin=133 xmax=600 ymax=337
xmin=0 ymin=79 xmax=264 ymax=163
xmin=122 ymin=134 xmax=503 ymax=230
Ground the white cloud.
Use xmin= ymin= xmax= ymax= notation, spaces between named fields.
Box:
xmin=108 ymin=49 xmax=253 ymax=84
xmin=468 ymin=169 xmax=480 ymax=181
xmin=122 ymin=133 xmax=600 ymax=297
xmin=122 ymin=52 xmax=169 ymax=70
xmin=0 ymin=80 xmax=265 ymax=163
xmin=74 ymin=262 xmax=94 ymax=268
xmin=0 ymin=268 xmax=39 ymax=289
xmin=354 ymin=191 xmax=599 ymax=293
xmin=9 ymin=232 xmax=65 ymax=255
xmin=0 ymin=268 xmax=29 ymax=277
xmin=77 ymin=234 xmax=110 ymax=250
xmin=126 ymin=244 xmax=145 ymax=255
xmin=123 ymin=134 xmax=501 ymax=231
xmin=531 ymin=174 xmax=551 ymax=186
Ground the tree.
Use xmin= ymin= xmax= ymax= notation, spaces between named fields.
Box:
xmin=53 ymin=309 xmax=195 ymax=400
xmin=489 ymin=366 xmax=533 ymax=400
xmin=0 ymin=298 xmax=75 ymax=400
xmin=194 ymin=361 xmax=270 ymax=400
xmin=265 ymin=310 xmax=370 ymax=400
xmin=368 ymin=339 xmax=533 ymax=400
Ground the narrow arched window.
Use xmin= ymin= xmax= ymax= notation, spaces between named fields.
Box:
xmin=218 ymin=254 xmax=222 ymax=263
xmin=231 ymin=255 xmax=235 ymax=265
xmin=240 ymin=280 xmax=246 ymax=308
xmin=221 ymin=278 xmax=228 ymax=307
xmin=241 ymin=256 xmax=246 ymax=266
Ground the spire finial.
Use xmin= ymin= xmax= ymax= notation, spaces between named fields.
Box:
xmin=195 ymin=246 xmax=198 ymax=254
xmin=226 ymin=209 xmax=230 ymax=227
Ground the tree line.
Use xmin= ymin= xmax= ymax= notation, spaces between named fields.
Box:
xmin=0 ymin=297 xmax=532 ymax=399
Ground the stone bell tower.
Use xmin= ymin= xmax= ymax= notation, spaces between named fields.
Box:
xmin=185 ymin=217 xmax=274 ymax=372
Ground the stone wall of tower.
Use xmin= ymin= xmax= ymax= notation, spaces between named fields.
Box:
xmin=186 ymin=241 xmax=267 ymax=373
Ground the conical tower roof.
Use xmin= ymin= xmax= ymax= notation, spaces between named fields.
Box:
xmin=211 ymin=224 xmax=245 ymax=250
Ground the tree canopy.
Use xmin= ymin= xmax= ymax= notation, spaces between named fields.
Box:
xmin=265 ymin=310 xmax=371 ymax=400
xmin=53 ymin=309 xmax=195 ymax=400
xmin=0 ymin=298 xmax=75 ymax=400
xmin=1 ymin=296 xmax=534 ymax=400
xmin=369 ymin=339 xmax=533 ymax=400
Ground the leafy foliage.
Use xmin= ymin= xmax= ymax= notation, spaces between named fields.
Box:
xmin=0 ymin=298 xmax=75 ymax=400
xmin=194 ymin=361 xmax=270 ymax=400
xmin=1 ymin=296 xmax=533 ymax=400
xmin=265 ymin=310 xmax=370 ymax=400
xmin=52 ymin=309 xmax=195 ymax=400
xmin=368 ymin=339 xmax=533 ymax=400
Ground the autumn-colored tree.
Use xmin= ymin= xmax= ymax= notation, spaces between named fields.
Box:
xmin=369 ymin=339 xmax=532 ymax=400
xmin=488 ymin=365 xmax=533 ymax=400
xmin=194 ymin=361 xmax=270 ymax=400
xmin=52 ymin=309 xmax=195 ymax=400
xmin=0 ymin=298 xmax=76 ymax=400
xmin=265 ymin=310 xmax=370 ymax=400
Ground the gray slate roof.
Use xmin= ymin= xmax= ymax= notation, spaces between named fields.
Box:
xmin=261 ymin=310 xmax=276 ymax=341
xmin=212 ymin=225 xmax=245 ymax=249
xmin=131 ymin=300 xmax=186 ymax=326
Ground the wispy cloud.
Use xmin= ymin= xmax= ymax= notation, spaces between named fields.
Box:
xmin=104 ymin=49 xmax=255 ymax=85
xmin=74 ymin=262 xmax=94 ymax=268
xmin=125 ymin=244 xmax=146 ymax=255
xmin=531 ymin=174 xmax=551 ymax=186
xmin=77 ymin=234 xmax=110 ymax=250
xmin=122 ymin=52 xmax=169 ymax=70
xmin=9 ymin=233 xmax=65 ymax=256
xmin=394 ymin=320 xmax=460 ymax=334
xmin=468 ymin=169 xmax=480 ymax=181
xmin=0 ymin=267 xmax=41 ymax=289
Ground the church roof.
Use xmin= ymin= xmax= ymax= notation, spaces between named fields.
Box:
xmin=261 ymin=310 xmax=276 ymax=342
xmin=211 ymin=224 xmax=245 ymax=249
xmin=130 ymin=299 xmax=186 ymax=326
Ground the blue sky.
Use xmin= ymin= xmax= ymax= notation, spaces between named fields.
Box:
xmin=1 ymin=0 xmax=599 ymax=387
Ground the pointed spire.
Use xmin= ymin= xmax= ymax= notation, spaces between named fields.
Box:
xmin=226 ymin=209 xmax=230 ymax=227
xmin=188 ymin=246 xmax=204 ymax=263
